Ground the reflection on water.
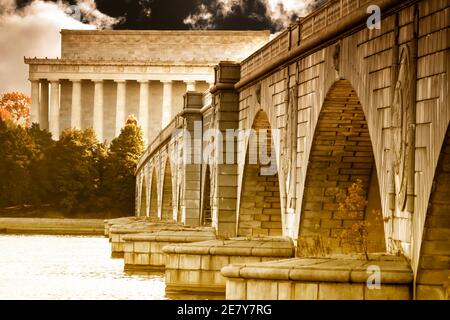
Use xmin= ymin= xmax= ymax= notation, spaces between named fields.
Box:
xmin=0 ymin=234 xmax=167 ymax=300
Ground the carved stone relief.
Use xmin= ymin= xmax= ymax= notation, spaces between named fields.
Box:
xmin=333 ymin=42 xmax=341 ymax=72
xmin=282 ymin=67 xmax=299 ymax=212
xmin=391 ymin=45 xmax=414 ymax=212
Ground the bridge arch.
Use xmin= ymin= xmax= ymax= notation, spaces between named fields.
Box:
xmin=149 ymin=168 xmax=158 ymax=219
xmin=298 ymin=80 xmax=385 ymax=256
xmin=201 ymin=165 xmax=212 ymax=226
xmin=416 ymin=126 xmax=450 ymax=299
xmin=237 ymin=110 xmax=282 ymax=237
xmin=138 ymin=176 xmax=148 ymax=217
xmin=161 ymin=159 xmax=174 ymax=221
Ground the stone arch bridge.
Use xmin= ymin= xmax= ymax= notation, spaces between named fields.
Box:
xmin=135 ymin=0 xmax=449 ymax=299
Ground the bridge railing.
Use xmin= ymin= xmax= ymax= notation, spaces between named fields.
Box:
xmin=136 ymin=113 xmax=184 ymax=171
xmin=240 ymin=30 xmax=290 ymax=79
xmin=137 ymin=89 xmax=212 ymax=172
xmin=240 ymin=0 xmax=369 ymax=79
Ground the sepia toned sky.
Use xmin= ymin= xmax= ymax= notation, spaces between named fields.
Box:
xmin=0 ymin=0 xmax=326 ymax=94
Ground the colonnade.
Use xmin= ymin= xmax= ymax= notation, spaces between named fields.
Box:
xmin=29 ymin=79 xmax=207 ymax=142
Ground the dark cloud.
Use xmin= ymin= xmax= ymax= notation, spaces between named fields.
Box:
xmin=13 ymin=1 xmax=328 ymax=32
xmin=94 ymin=0 xmax=275 ymax=30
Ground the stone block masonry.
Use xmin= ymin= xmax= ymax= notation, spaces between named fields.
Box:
xmin=163 ymin=237 xmax=295 ymax=294
xmin=109 ymin=220 xmax=184 ymax=258
xmin=222 ymin=255 xmax=413 ymax=300
xmin=123 ymin=229 xmax=216 ymax=271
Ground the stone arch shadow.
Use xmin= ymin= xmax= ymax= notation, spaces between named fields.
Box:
xmin=237 ymin=110 xmax=283 ymax=237
xmin=297 ymin=79 xmax=386 ymax=256
xmin=201 ymin=165 xmax=212 ymax=226
xmin=416 ymin=126 xmax=450 ymax=299
xmin=138 ymin=175 xmax=148 ymax=217
xmin=161 ymin=159 xmax=174 ymax=221
xmin=149 ymin=167 xmax=158 ymax=220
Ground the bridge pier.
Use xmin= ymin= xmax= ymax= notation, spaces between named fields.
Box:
xmin=208 ymin=62 xmax=242 ymax=238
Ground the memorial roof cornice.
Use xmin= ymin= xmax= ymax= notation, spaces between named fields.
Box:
xmin=60 ymin=29 xmax=271 ymax=36
xmin=24 ymin=58 xmax=218 ymax=67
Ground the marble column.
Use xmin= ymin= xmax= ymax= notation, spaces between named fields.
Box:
xmin=184 ymin=80 xmax=196 ymax=92
xmin=49 ymin=80 xmax=60 ymax=139
xmin=40 ymin=80 xmax=49 ymax=130
xmin=70 ymin=79 xmax=82 ymax=129
xmin=138 ymin=80 xmax=149 ymax=144
xmin=93 ymin=80 xmax=104 ymax=141
xmin=30 ymin=80 xmax=40 ymax=124
xmin=161 ymin=80 xmax=172 ymax=128
xmin=115 ymin=80 xmax=126 ymax=136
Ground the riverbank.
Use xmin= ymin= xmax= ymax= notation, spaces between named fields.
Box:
xmin=0 ymin=204 xmax=129 ymax=219
xmin=0 ymin=217 xmax=105 ymax=235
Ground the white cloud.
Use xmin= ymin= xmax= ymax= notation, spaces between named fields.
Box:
xmin=0 ymin=0 xmax=120 ymax=95
xmin=75 ymin=0 xmax=124 ymax=29
xmin=183 ymin=4 xmax=214 ymax=29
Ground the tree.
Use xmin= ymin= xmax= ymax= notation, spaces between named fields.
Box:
xmin=0 ymin=108 xmax=12 ymax=122
xmin=104 ymin=116 xmax=144 ymax=215
xmin=0 ymin=114 xmax=145 ymax=218
xmin=49 ymin=128 xmax=103 ymax=214
xmin=27 ymin=124 xmax=55 ymax=204
xmin=0 ymin=119 xmax=38 ymax=206
xmin=337 ymin=179 xmax=382 ymax=260
xmin=0 ymin=92 xmax=30 ymax=127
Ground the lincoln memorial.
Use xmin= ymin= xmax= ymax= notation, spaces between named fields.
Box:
xmin=26 ymin=29 xmax=269 ymax=143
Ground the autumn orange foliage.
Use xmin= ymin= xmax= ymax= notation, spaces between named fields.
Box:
xmin=0 ymin=108 xmax=12 ymax=121
xmin=338 ymin=179 xmax=381 ymax=260
xmin=0 ymin=92 xmax=30 ymax=127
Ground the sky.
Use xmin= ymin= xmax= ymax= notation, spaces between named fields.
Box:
xmin=0 ymin=0 xmax=327 ymax=94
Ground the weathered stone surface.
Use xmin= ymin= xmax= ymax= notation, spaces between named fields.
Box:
xmin=364 ymin=285 xmax=411 ymax=300
xmin=222 ymin=255 xmax=413 ymax=300
xmin=226 ymin=279 xmax=247 ymax=300
xmin=164 ymin=237 xmax=295 ymax=294
xmin=246 ymin=280 xmax=278 ymax=300
xmin=294 ymin=283 xmax=319 ymax=300
xmin=318 ymin=283 xmax=364 ymax=300
xmin=122 ymin=228 xmax=216 ymax=270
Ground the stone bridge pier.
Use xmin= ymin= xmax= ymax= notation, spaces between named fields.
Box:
xmin=135 ymin=0 xmax=449 ymax=299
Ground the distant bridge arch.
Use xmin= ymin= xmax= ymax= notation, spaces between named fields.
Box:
xmin=237 ymin=110 xmax=283 ymax=237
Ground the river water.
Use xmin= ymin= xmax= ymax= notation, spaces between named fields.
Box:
xmin=0 ymin=234 xmax=167 ymax=300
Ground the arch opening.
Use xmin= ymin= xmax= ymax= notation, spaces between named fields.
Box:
xmin=238 ymin=110 xmax=282 ymax=237
xmin=176 ymin=184 xmax=182 ymax=223
xmin=416 ymin=127 xmax=450 ymax=300
xmin=139 ymin=177 xmax=147 ymax=217
xmin=298 ymin=80 xmax=385 ymax=256
xmin=149 ymin=170 xmax=158 ymax=219
xmin=202 ymin=165 xmax=212 ymax=226
xmin=161 ymin=160 xmax=173 ymax=221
